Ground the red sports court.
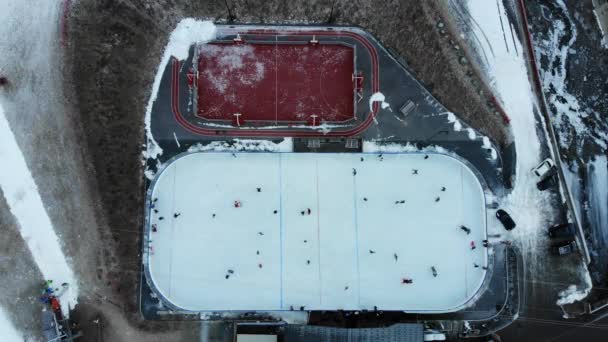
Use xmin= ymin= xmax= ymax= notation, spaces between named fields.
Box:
xmin=196 ymin=41 xmax=358 ymax=126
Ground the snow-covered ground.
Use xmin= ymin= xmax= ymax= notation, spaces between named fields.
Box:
xmin=533 ymin=0 xmax=608 ymax=153
xmin=464 ymin=0 xmax=592 ymax=303
xmin=0 ymin=0 xmax=78 ymax=315
xmin=147 ymin=152 xmax=488 ymax=312
xmin=0 ymin=306 xmax=23 ymax=342
xmin=144 ymin=19 xmax=217 ymax=160
xmin=466 ymin=0 xmax=551 ymax=258
xmin=0 ymin=104 xmax=77 ymax=313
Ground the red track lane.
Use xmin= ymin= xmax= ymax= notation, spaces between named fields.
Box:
xmin=61 ymin=0 xmax=71 ymax=47
xmin=170 ymin=30 xmax=379 ymax=138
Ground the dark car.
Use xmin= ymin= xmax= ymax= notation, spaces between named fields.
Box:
xmin=548 ymin=223 xmax=575 ymax=239
xmin=551 ymin=239 xmax=577 ymax=256
xmin=537 ymin=173 xmax=558 ymax=191
xmin=496 ymin=209 xmax=516 ymax=230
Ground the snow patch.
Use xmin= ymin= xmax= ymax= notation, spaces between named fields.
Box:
xmin=144 ymin=19 xmax=217 ymax=160
xmin=446 ymin=112 xmax=462 ymax=132
xmin=0 ymin=105 xmax=78 ymax=315
xmin=482 ymin=136 xmax=491 ymax=149
xmin=466 ymin=128 xmax=476 ymax=140
xmin=556 ymin=275 xmax=591 ymax=307
xmin=369 ymin=92 xmax=391 ymax=112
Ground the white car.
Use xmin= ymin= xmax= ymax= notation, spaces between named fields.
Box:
xmin=532 ymin=158 xmax=555 ymax=178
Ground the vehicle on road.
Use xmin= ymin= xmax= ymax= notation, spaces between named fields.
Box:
xmin=548 ymin=223 xmax=576 ymax=239
xmin=496 ymin=209 xmax=516 ymax=230
xmin=532 ymin=158 xmax=555 ymax=178
xmin=551 ymin=240 xmax=577 ymax=256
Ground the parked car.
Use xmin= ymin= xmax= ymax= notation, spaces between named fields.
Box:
xmin=551 ymin=239 xmax=577 ymax=256
xmin=536 ymin=173 xmax=558 ymax=191
xmin=496 ymin=209 xmax=516 ymax=230
xmin=532 ymin=158 xmax=556 ymax=178
xmin=548 ymin=223 xmax=576 ymax=239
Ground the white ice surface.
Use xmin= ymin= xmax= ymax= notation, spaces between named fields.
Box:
xmin=0 ymin=307 xmax=22 ymax=342
xmin=147 ymin=152 xmax=487 ymax=312
xmin=144 ymin=19 xmax=217 ymax=160
xmin=0 ymin=105 xmax=78 ymax=314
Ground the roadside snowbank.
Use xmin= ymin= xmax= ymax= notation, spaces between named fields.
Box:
xmin=0 ymin=105 xmax=78 ymax=314
xmin=144 ymin=19 xmax=217 ymax=160
xmin=556 ymin=269 xmax=593 ymax=307
xmin=0 ymin=307 xmax=22 ymax=342
xmin=188 ymin=138 xmax=294 ymax=153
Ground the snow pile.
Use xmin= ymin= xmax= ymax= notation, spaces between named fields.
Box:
xmin=188 ymin=138 xmax=293 ymax=153
xmin=556 ymin=284 xmax=590 ymax=306
xmin=0 ymin=307 xmax=22 ymax=342
xmin=369 ymin=92 xmax=391 ymax=111
xmin=446 ymin=112 xmax=462 ymax=131
xmin=144 ymin=19 xmax=217 ymax=160
xmin=363 ymin=141 xmax=448 ymax=154
xmin=0 ymin=105 xmax=78 ymax=314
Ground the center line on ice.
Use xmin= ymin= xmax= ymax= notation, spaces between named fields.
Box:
xmin=278 ymin=154 xmax=284 ymax=308
xmin=316 ymin=160 xmax=323 ymax=305
xmin=352 ymin=157 xmax=362 ymax=307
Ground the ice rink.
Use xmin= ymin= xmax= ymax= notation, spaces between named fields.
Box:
xmin=146 ymin=152 xmax=488 ymax=312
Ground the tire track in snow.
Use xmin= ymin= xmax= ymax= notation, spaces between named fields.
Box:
xmin=0 ymin=105 xmax=78 ymax=314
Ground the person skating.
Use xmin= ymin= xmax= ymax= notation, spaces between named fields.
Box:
xmin=431 ymin=266 xmax=438 ymax=277
xmin=394 ymin=253 xmax=398 ymax=262
xmin=412 ymin=169 xmax=418 ymax=175
xmin=401 ymin=278 xmax=413 ymax=284
xmin=234 ymin=200 xmax=242 ymax=208
xmin=352 ymin=168 xmax=357 ymax=176
xmin=369 ymin=249 xmax=376 ymax=254
xmin=460 ymin=225 xmax=471 ymax=234
xmin=470 ymin=241 xmax=476 ymax=250
xmin=0 ymin=76 xmax=8 ymax=86
xmin=152 ymin=224 xmax=157 ymax=233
